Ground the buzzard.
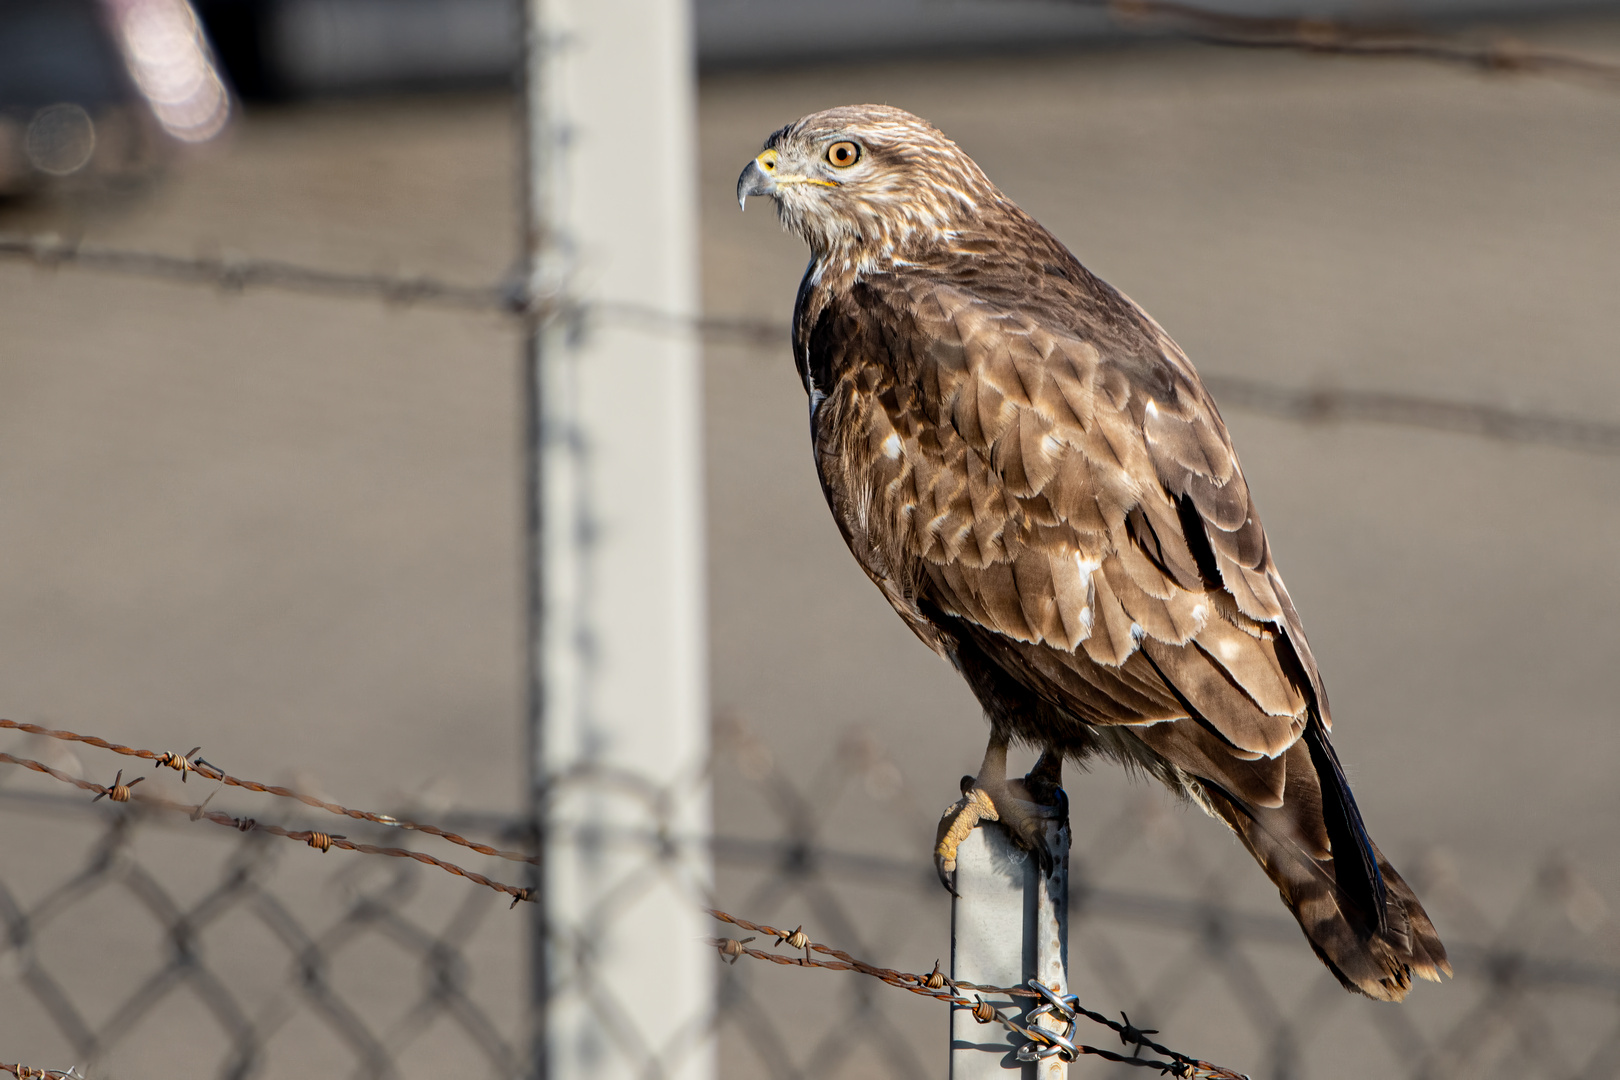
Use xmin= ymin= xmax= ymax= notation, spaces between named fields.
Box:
xmin=736 ymin=105 xmax=1448 ymax=1000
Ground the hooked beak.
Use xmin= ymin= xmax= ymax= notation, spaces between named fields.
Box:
xmin=738 ymin=146 xmax=840 ymax=210
xmin=736 ymin=150 xmax=777 ymax=210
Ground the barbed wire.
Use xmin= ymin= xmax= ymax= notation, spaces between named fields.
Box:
xmin=0 ymin=714 xmax=1247 ymax=1074
xmin=0 ymin=233 xmax=517 ymax=313
xmin=1200 ymin=374 xmax=1620 ymax=455
xmin=1089 ymin=0 xmax=1620 ymax=87
xmin=2 ymin=1066 xmax=82 ymax=1080
xmin=0 ymin=748 xmax=535 ymax=906
xmin=0 ymin=713 xmax=1243 ymax=1073
xmin=4 ymin=232 xmax=1616 ymax=458
xmin=707 ymin=908 xmax=1250 ymax=1078
xmin=0 ymin=718 xmax=539 ymax=865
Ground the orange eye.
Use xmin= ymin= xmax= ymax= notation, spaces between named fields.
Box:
xmin=826 ymin=141 xmax=860 ymax=168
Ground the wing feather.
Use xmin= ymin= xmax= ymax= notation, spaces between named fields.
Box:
xmin=1132 ymin=717 xmax=1287 ymax=807
xmin=1048 ymin=545 xmax=1094 ymax=651
xmin=1080 ymin=565 xmax=1137 ymax=668
xmin=1012 ymin=548 xmax=1063 ymax=646
xmin=1106 ymin=554 xmax=1206 ymax=645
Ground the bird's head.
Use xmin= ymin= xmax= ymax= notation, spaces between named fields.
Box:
xmin=737 ymin=105 xmax=1000 ymax=267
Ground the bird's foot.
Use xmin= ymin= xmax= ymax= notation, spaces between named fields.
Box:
xmin=934 ymin=744 xmax=1065 ymax=893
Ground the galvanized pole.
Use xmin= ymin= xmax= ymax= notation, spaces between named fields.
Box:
xmin=520 ymin=0 xmax=712 ymax=1077
xmin=951 ymin=814 xmax=1072 ymax=1079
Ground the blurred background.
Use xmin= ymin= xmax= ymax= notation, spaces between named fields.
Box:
xmin=1 ymin=1 xmax=1618 ymax=1078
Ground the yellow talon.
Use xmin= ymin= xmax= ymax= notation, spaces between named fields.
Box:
xmin=933 ymin=785 xmax=1000 ymax=877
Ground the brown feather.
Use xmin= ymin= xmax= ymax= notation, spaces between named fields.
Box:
xmin=1080 ymin=565 xmax=1137 ymax=668
xmin=1132 ymin=718 xmax=1286 ymax=808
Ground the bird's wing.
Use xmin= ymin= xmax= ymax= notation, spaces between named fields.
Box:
xmin=824 ymin=272 xmax=1329 ymax=800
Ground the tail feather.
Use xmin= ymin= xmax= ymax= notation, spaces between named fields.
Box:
xmin=1199 ymin=730 xmax=1450 ymax=1001
xmin=1302 ymin=720 xmax=1388 ymax=933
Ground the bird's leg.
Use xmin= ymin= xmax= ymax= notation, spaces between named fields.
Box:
xmin=1020 ymin=747 xmax=1065 ymax=809
xmin=934 ymin=734 xmax=1065 ymax=892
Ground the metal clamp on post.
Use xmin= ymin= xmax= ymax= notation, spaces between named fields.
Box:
xmin=1016 ymin=979 xmax=1081 ymax=1063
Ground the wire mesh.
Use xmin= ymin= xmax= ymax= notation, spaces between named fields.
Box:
xmin=0 ymin=786 xmax=526 ymax=1080
xmin=8 ymin=715 xmax=1620 ymax=1079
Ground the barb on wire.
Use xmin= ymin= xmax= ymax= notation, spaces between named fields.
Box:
xmin=1085 ymin=0 xmax=1620 ymax=88
xmin=0 ymin=718 xmax=538 ymax=865
xmin=89 ymin=769 xmax=142 ymax=803
xmin=3 ymin=1067 xmax=83 ymax=1080
xmin=152 ymin=744 xmax=210 ymax=780
xmin=707 ymin=907 xmax=1249 ymax=1078
xmin=0 ymin=749 xmax=535 ymax=905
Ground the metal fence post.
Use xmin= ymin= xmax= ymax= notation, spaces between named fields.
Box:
xmin=520 ymin=0 xmax=712 ymax=1078
xmin=951 ymin=813 xmax=1071 ymax=1079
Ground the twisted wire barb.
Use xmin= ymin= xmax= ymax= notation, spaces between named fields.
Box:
xmin=2 ymin=1067 xmax=81 ymax=1080
xmin=707 ymin=908 xmax=1249 ymax=1078
xmin=0 ymin=750 xmax=534 ymax=905
xmin=0 ymin=718 xmax=539 ymax=866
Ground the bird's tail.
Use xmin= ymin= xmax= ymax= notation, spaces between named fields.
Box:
xmin=1200 ymin=724 xmax=1451 ymax=1001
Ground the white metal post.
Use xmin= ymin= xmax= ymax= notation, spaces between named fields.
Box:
xmin=951 ymin=816 xmax=1071 ymax=1079
xmin=521 ymin=0 xmax=712 ymax=1078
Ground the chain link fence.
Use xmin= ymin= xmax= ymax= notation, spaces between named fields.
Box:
xmin=4 ymin=713 xmax=1620 ymax=1079
xmin=0 ymin=786 xmax=525 ymax=1079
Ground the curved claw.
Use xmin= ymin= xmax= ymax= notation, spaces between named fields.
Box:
xmin=1029 ymin=829 xmax=1055 ymax=878
xmin=935 ymin=785 xmax=1067 ymax=888
xmin=1028 ymin=787 xmax=1069 ymax=876
xmin=934 ymin=785 xmax=1000 ymax=894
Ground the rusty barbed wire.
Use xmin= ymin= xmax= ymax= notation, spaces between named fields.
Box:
xmin=0 ymin=712 xmax=1244 ymax=1073
xmin=2 ymin=1067 xmax=83 ymax=1080
xmin=1092 ymin=0 xmax=1620 ymax=87
xmin=4 ymin=714 xmax=1620 ymax=1077
xmin=2 ymin=718 xmax=1249 ymax=1072
xmin=0 ymin=718 xmax=539 ymax=866
xmin=0 ymin=750 xmax=534 ymax=905
xmin=706 ymin=907 xmax=1250 ymax=1078
xmin=3 ymin=232 xmax=1615 ymax=458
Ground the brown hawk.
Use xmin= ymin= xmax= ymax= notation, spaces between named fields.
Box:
xmin=736 ymin=105 xmax=1448 ymax=1000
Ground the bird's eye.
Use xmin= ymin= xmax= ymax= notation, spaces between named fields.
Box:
xmin=826 ymin=141 xmax=860 ymax=168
